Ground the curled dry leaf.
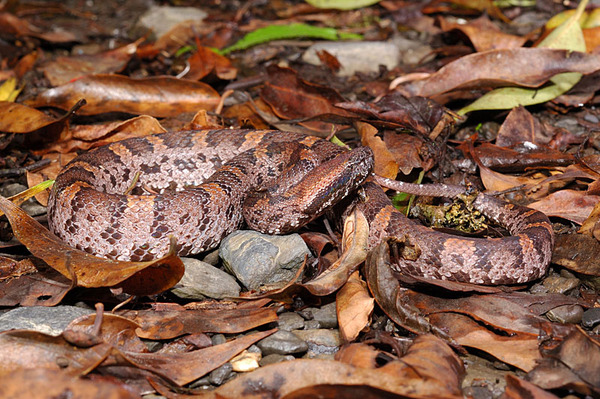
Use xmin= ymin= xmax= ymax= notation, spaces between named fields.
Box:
xmin=415 ymin=48 xmax=600 ymax=98
xmin=528 ymin=327 xmax=600 ymax=397
xmin=40 ymin=41 xmax=141 ymax=86
xmin=302 ymin=208 xmax=369 ymax=296
xmin=24 ymin=74 xmax=220 ymax=117
xmin=0 ymin=12 xmax=79 ymax=43
xmin=185 ymin=45 xmax=237 ymax=81
xmin=502 ymin=375 xmax=561 ymax=399
xmin=121 ymin=329 xmax=276 ymax=386
xmin=193 ymin=335 xmax=464 ymax=399
xmin=495 ymin=106 xmax=540 ymax=147
xmin=439 ymin=15 xmax=527 ymax=52
xmin=356 ymin=121 xmax=399 ymax=179
xmin=336 ymin=270 xmax=374 ymax=342
xmin=0 ymin=195 xmax=184 ymax=295
xmin=27 ymin=152 xmax=77 ymax=206
xmin=0 ymin=330 xmax=113 ymax=378
xmin=337 ymin=92 xmax=454 ymax=138
xmin=0 ymin=101 xmax=69 ymax=135
xmin=41 ymin=115 xmax=167 ymax=154
xmin=125 ymin=307 xmax=278 ymax=339
xmin=260 ymin=65 xmax=354 ymax=133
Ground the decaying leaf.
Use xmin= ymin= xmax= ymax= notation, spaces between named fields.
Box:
xmin=25 ymin=74 xmax=220 ymax=117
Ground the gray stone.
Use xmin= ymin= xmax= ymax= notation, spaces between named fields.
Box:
xmin=311 ymin=302 xmax=338 ymax=328
xmin=136 ymin=6 xmax=207 ymax=39
xmin=209 ymin=363 xmax=233 ymax=386
xmin=293 ymin=329 xmax=341 ymax=358
xmin=303 ymin=320 xmax=321 ymax=330
xmin=256 ymin=330 xmax=308 ymax=355
xmin=0 ymin=306 xmax=93 ymax=336
xmin=542 ymin=275 xmax=580 ymax=294
xmin=220 ymin=230 xmax=310 ymax=290
xmin=546 ymin=305 xmax=584 ymax=324
xmin=171 ymin=258 xmax=240 ymax=300
xmin=277 ymin=312 xmax=305 ymax=331
xmin=582 ymin=308 xmax=600 ymax=329
xmin=302 ymin=41 xmax=401 ymax=76
xmin=259 ymin=353 xmax=295 ymax=366
xmin=211 ymin=333 xmax=227 ymax=346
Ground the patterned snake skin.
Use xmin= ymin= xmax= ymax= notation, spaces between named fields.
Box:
xmin=48 ymin=129 xmax=554 ymax=285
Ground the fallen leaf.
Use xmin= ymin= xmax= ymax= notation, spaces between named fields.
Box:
xmin=0 ymin=195 xmax=184 ymax=295
xmin=552 ymin=233 xmax=600 ymax=277
xmin=529 ymin=189 xmax=599 ymax=224
xmin=356 ymin=121 xmax=398 ymax=179
xmin=260 ymin=65 xmax=354 ymax=133
xmin=439 ymin=15 xmax=527 ymax=51
xmin=25 ymin=74 xmax=220 ymax=117
xmin=0 ymin=368 xmax=138 ymax=399
xmin=126 ymin=307 xmax=279 ymax=339
xmin=0 ymin=101 xmax=68 ymax=135
xmin=336 ymin=270 xmax=374 ymax=342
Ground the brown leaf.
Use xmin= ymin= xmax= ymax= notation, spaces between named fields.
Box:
xmin=529 ymin=190 xmax=600 ymax=224
xmin=415 ymin=49 xmax=600 ymax=98
xmin=0 ymin=101 xmax=68 ymax=135
xmin=501 ymin=375 xmax=561 ymax=399
xmin=0 ymin=368 xmax=138 ymax=399
xmin=40 ymin=41 xmax=140 ymax=86
xmin=0 ymin=259 xmax=71 ymax=306
xmin=0 ymin=12 xmax=79 ymax=43
xmin=24 ymin=74 xmax=220 ymax=117
xmin=336 ymin=92 xmax=455 ymax=138
xmin=383 ymin=131 xmax=431 ymax=174
xmin=185 ymin=45 xmax=237 ymax=81
xmin=496 ymin=106 xmax=540 ymax=147
xmin=120 ymin=329 xmax=276 ymax=386
xmin=260 ymin=65 xmax=353 ymax=133
xmin=439 ymin=15 xmax=527 ymax=52
xmin=0 ymin=195 xmax=184 ymax=295
xmin=41 ymin=115 xmax=167 ymax=154
xmin=356 ymin=122 xmax=399 ymax=179
xmin=126 ymin=307 xmax=278 ymax=339
xmin=429 ymin=312 xmax=541 ymax=371
xmin=303 ymin=208 xmax=369 ymax=296
xmin=552 ymin=233 xmax=600 ymax=277
xmin=197 ymin=335 xmax=464 ymax=399
xmin=528 ymin=327 xmax=600 ymax=397
xmin=0 ymin=330 xmax=112 ymax=378
xmin=336 ymin=271 xmax=374 ymax=342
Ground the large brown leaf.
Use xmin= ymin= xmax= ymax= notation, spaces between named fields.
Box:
xmin=0 ymin=195 xmax=184 ymax=295
xmin=412 ymin=48 xmax=600 ymax=98
xmin=24 ymin=74 xmax=220 ymax=117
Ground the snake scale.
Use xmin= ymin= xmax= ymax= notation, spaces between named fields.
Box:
xmin=47 ymin=129 xmax=554 ymax=285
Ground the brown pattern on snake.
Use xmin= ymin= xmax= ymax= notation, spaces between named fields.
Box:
xmin=48 ymin=129 xmax=554 ymax=285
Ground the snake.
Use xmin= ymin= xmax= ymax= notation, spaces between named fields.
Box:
xmin=47 ymin=129 xmax=554 ymax=285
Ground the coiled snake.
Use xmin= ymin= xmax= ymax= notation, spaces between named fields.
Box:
xmin=48 ymin=129 xmax=554 ymax=285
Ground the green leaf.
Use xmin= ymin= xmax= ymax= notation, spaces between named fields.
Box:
xmin=458 ymin=0 xmax=588 ymax=115
xmin=305 ymin=0 xmax=381 ymax=10
xmin=218 ymin=23 xmax=362 ymax=55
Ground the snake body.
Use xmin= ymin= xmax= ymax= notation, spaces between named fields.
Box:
xmin=48 ymin=129 xmax=554 ymax=285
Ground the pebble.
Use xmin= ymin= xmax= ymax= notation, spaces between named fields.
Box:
xmin=541 ymin=275 xmax=580 ymax=294
xmin=171 ymin=258 xmax=240 ymax=300
xmin=304 ymin=320 xmax=321 ymax=330
xmin=256 ymin=330 xmax=308 ymax=355
xmin=310 ymin=302 xmax=338 ymax=328
xmin=209 ymin=363 xmax=233 ymax=386
xmin=292 ymin=329 xmax=341 ymax=358
xmin=582 ymin=308 xmax=600 ymax=329
xmin=0 ymin=306 xmax=92 ymax=336
xmin=211 ymin=334 xmax=227 ymax=346
xmin=546 ymin=305 xmax=584 ymax=324
xmin=219 ymin=230 xmax=310 ymax=290
xmin=230 ymin=350 xmax=260 ymax=372
xmin=302 ymin=41 xmax=401 ymax=76
xmin=277 ymin=312 xmax=305 ymax=331
xmin=136 ymin=5 xmax=207 ymax=39
xmin=259 ymin=353 xmax=295 ymax=366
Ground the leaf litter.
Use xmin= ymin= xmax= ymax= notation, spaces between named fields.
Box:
xmin=0 ymin=0 xmax=599 ymax=398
